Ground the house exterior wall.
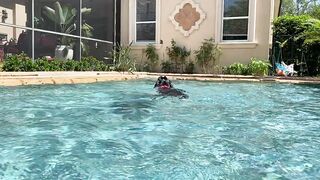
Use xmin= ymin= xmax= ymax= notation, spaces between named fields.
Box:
xmin=121 ymin=0 xmax=275 ymax=72
xmin=0 ymin=3 xmax=26 ymax=40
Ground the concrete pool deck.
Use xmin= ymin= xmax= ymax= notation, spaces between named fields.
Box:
xmin=0 ymin=72 xmax=320 ymax=86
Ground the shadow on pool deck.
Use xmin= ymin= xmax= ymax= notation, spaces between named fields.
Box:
xmin=0 ymin=72 xmax=320 ymax=86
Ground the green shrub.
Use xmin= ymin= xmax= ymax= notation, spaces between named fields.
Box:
xmin=63 ymin=60 xmax=77 ymax=71
xmin=141 ymin=63 xmax=151 ymax=72
xmin=247 ymin=58 xmax=271 ymax=76
xmin=34 ymin=58 xmax=51 ymax=71
xmin=161 ymin=61 xmax=173 ymax=73
xmin=303 ymin=19 xmax=320 ymax=45
xmin=167 ymin=39 xmax=191 ymax=73
xmin=3 ymin=53 xmax=33 ymax=72
xmin=81 ymin=57 xmax=109 ymax=71
xmin=184 ymin=61 xmax=195 ymax=74
xmin=194 ymin=38 xmax=221 ymax=73
xmin=225 ymin=58 xmax=270 ymax=76
xmin=2 ymin=54 xmax=110 ymax=72
xmin=273 ymin=15 xmax=312 ymax=41
xmin=144 ymin=44 xmax=159 ymax=72
xmin=48 ymin=60 xmax=64 ymax=71
xmin=112 ymin=43 xmax=136 ymax=72
xmin=226 ymin=63 xmax=249 ymax=75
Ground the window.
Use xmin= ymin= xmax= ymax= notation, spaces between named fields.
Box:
xmin=0 ymin=0 xmax=31 ymax=27
xmin=0 ymin=0 xmax=118 ymax=61
xmin=130 ymin=0 xmax=160 ymax=44
xmin=82 ymin=0 xmax=115 ymax=41
xmin=221 ymin=0 xmax=254 ymax=41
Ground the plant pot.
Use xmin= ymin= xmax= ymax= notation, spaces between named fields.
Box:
xmin=55 ymin=45 xmax=74 ymax=60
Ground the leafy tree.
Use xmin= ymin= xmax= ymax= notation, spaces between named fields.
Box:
xmin=309 ymin=4 xmax=320 ymax=18
xmin=273 ymin=15 xmax=320 ymax=75
xmin=281 ymin=0 xmax=320 ymax=18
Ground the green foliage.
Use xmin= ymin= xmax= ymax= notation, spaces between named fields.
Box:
xmin=247 ymin=58 xmax=271 ymax=76
xmin=2 ymin=53 xmax=35 ymax=72
xmin=273 ymin=15 xmax=312 ymax=44
xmin=281 ymin=0 xmax=296 ymax=15
xmin=281 ymin=0 xmax=320 ymax=17
xmin=40 ymin=1 xmax=93 ymax=54
xmin=166 ymin=39 xmax=191 ymax=73
xmin=112 ymin=43 xmax=136 ymax=72
xmin=225 ymin=58 xmax=270 ymax=76
xmin=310 ymin=5 xmax=320 ymax=19
xmin=144 ymin=44 xmax=159 ymax=72
xmin=302 ymin=20 xmax=320 ymax=74
xmin=80 ymin=57 xmax=109 ymax=71
xmin=34 ymin=58 xmax=51 ymax=71
xmin=2 ymin=54 xmax=110 ymax=72
xmin=225 ymin=63 xmax=249 ymax=75
xmin=184 ymin=61 xmax=195 ymax=74
xmin=303 ymin=19 xmax=320 ymax=45
xmin=141 ymin=63 xmax=151 ymax=72
xmin=41 ymin=1 xmax=93 ymax=37
xmin=194 ymin=38 xmax=221 ymax=73
xmin=145 ymin=44 xmax=159 ymax=64
xmin=161 ymin=61 xmax=173 ymax=73
xmin=273 ymin=15 xmax=320 ymax=75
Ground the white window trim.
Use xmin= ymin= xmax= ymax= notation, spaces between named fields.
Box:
xmin=129 ymin=0 xmax=161 ymax=45
xmin=215 ymin=0 xmax=256 ymax=43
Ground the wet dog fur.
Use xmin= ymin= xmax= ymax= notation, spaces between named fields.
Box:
xmin=154 ymin=76 xmax=188 ymax=99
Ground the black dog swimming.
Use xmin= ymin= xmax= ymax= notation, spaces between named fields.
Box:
xmin=154 ymin=76 xmax=188 ymax=99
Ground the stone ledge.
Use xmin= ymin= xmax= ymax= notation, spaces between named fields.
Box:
xmin=0 ymin=72 xmax=140 ymax=86
xmin=0 ymin=72 xmax=319 ymax=86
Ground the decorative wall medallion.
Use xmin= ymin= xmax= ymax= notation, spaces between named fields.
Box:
xmin=169 ymin=0 xmax=206 ymax=37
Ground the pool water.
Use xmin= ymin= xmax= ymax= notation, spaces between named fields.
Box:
xmin=0 ymin=80 xmax=320 ymax=179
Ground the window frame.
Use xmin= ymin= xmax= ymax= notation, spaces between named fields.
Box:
xmin=0 ymin=0 xmax=117 ymax=60
xmin=216 ymin=0 xmax=256 ymax=43
xmin=129 ymin=0 xmax=161 ymax=45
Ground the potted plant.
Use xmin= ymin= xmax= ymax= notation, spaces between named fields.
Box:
xmin=41 ymin=1 xmax=93 ymax=60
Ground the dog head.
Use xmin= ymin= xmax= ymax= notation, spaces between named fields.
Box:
xmin=154 ymin=76 xmax=173 ymax=89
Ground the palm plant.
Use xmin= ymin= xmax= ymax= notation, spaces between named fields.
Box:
xmin=42 ymin=1 xmax=93 ymax=45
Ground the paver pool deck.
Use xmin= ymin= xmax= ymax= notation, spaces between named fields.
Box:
xmin=0 ymin=72 xmax=320 ymax=86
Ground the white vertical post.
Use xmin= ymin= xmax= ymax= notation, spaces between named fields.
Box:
xmin=114 ymin=0 xmax=117 ymax=47
xmin=79 ymin=0 xmax=82 ymax=60
xmin=32 ymin=0 xmax=35 ymax=61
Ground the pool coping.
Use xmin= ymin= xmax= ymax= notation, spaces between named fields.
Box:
xmin=0 ymin=71 xmax=320 ymax=86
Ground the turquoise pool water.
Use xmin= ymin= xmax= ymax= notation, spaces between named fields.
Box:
xmin=0 ymin=80 xmax=320 ymax=179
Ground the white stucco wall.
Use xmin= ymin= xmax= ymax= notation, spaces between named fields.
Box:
xmin=121 ymin=0 xmax=276 ymax=72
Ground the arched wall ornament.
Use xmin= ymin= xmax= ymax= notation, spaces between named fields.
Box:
xmin=169 ymin=0 xmax=206 ymax=37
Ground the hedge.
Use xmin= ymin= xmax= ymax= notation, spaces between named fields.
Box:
xmin=2 ymin=54 xmax=111 ymax=72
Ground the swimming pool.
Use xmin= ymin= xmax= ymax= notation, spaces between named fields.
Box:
xmin=0 ymin=80 xmax=319 ymax=179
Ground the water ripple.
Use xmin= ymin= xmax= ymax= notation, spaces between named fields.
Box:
xmin=0 ymin=81 xmax=320 ymax=179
